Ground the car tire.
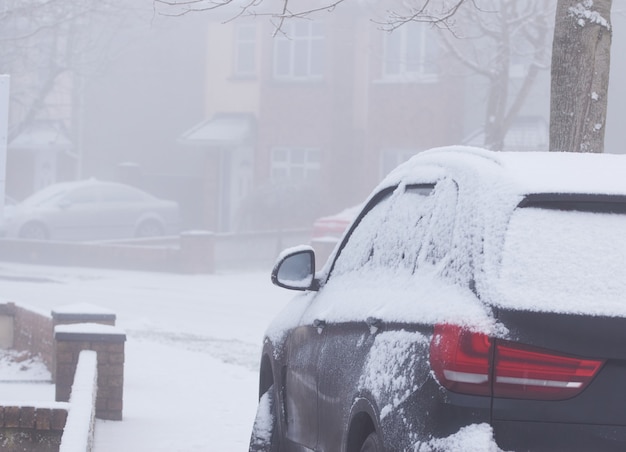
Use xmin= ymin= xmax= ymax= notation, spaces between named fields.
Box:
xmin=249 ymin=385 xmax=279 ymax=452
xmin=359 ymin=431 xmax=383 ymax=452
xmin=135 ymin=220 xmax=163 ymax=238
xmin=18 ymin=222 xmax=48 ymax=240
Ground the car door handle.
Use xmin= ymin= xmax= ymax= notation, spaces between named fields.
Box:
xmin=313 ymin=319 xmax=326 ymax=333
xmin=366 ymin=317 xmax=383 ymax=334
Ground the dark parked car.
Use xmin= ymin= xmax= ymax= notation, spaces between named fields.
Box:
xmin=249 ymin=147 xmax=626 ymax=451
xmin=1 ymin=179 xmax=179 ymax=241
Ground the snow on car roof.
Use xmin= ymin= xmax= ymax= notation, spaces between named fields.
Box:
xmin=383 ymin=146 xmax=626 ymax=196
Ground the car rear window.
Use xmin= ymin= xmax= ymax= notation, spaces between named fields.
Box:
xmin=495 ymin=199 xmax=626 ymax=316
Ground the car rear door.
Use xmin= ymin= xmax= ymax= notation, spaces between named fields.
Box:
xmin=311 ymin=182 xmax=454 ymax=450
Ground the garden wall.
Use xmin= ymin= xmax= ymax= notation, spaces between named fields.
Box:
xmin=0 ymin=229 xmax=310 ymax=273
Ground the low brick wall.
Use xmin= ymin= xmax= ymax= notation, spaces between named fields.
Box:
xmin=0 ymin=404 xmax=68 ymax=452
xmin=0 ymin=302 xmax=54 ymax=373
xmin=0 ymin=228 xmax=311 ymax=273
xmin=1 ymin=303 xmax=124 ymax=452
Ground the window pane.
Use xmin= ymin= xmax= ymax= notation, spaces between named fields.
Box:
xmin=291 ymin=148 xmax=306 ymax=164
xmin=237 ymin=43 xmax=255 ymax=74
xmin=274 ymin=39 xmax=291 ymax=76
xmin=306 ymin=149 xmax=321 ymax=163
xmin=406 ymin=26 xmax=422 ymax=73
xmin=237 ymin=24 xmax=255 ymax=40
xmin=294 ymin=39 xmax=309 ymax=77
xmin=273 ymin=148 xmax=288 ymax=162
xmin=291 ymin=167 xmax=305 ymax=179
xmin=310 ymin=39 xmax=324 ymax=76
xmin=384 ymin=32 xmax=402 ymax=75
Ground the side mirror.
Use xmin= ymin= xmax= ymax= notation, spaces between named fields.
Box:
xmin=271 ymin=246 xmax=317 ymax=291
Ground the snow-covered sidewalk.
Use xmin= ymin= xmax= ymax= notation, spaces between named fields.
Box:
xmin=0 ymin=262 xmax=292 ymax=451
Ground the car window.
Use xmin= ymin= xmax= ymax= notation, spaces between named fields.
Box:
xmin=100 ymin=185 xmax=150 ymax=203
xmin=64 ymin=186 xmax=101 ymax=204
xmin=495 ymin=204 xmax=626 ymax=315
xmin=21 ymin=185 xmax=73 ymax=208
xmin=330 ymin=183 xmax=437 ymax=278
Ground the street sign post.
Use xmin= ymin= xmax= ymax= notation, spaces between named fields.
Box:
xmin=0 ymin=74 xmax=9 ymax=220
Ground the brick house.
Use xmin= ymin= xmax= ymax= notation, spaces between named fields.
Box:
xmin=184 ymin=6 xmax=465 ymax=232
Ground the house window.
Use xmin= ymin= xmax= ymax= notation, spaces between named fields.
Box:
xmin=273 ymin=22 xmax=325 ymax=80
xmin=234 ymin=23 xmax=257 ymax=77
xmin=271 ymin=147 xmax=321 ymax=181
xmin=383 ymin=23 xmax=438 ymax=82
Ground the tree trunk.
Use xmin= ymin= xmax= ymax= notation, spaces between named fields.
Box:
xmin=550 ymin=0 xmax=612 ymax=153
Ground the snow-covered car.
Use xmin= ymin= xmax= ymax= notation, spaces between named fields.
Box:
xmin=250 ymin=146 xmax=626 ymax=451
xmin=0 ymin=179 xmax=179 ymax=241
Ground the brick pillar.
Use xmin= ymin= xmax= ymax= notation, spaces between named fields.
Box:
xmin=51 ymin=303 xmax=116 ymax=327
xmin=50 ymin=303 xmax=116 ymax=383
xmin=54 ymin=324 xmax=126 ymax=421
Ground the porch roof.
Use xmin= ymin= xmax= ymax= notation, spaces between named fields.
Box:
xmin=179 ymin=113 xmax=255 ymax=147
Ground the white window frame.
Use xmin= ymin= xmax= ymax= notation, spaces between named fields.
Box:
xmin=382 ymin=23 xmax=438 ymax=83
xmin=270 ymin=147 xmax=321 ymax=182
xmin=273 ymin=22 xmax=325 ymax=80
xmin=234 ymin=23 xmax=257 ymax=78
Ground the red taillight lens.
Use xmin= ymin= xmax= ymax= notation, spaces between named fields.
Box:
xmin=430 ymin=324 xmax=605 ymax=400
xmin=493 ymin=341 xmax=604 ymax=400
xmin=430 ymin=324 xmax=493 ymax=396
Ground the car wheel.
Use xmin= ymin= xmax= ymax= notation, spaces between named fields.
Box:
xmin=249 ymin=385 xmax=279 ymax=452
xmin=359 ymin=431 xmax=383 ymax=452
xmin=135 ymin=220 xmax=163 ymax=238
xmin=18 ymin=222 xmax=48 ymax=240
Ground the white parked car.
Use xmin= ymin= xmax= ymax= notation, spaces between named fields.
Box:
xmin=1 ymin=180 xmax=180 ymax=241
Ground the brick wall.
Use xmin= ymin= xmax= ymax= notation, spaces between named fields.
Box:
xmin=0 ymin=405 xmax=68 ymax=452
xmin=0 ymin=229 xmax=310 ymax=273
xmin=2 ymin=302 xmax=54 ymax=373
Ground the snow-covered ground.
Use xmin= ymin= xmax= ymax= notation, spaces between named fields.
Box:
xmin=0 ymin=262 xmax=293 ymax=451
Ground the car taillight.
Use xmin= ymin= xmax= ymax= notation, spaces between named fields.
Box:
xmin=430 ymin=324 xmax=605 ymax=400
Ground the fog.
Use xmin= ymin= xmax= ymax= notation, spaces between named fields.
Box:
xmin=1 ymin=0 xmax=626 ymax=239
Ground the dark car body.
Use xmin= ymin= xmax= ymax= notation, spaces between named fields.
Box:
xmin=249 ymin=147 xmax=626 ymax=452
xmin=1 ymin=179 xmax=179 ymax=241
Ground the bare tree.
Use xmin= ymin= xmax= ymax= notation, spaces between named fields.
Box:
xmin=550 ymin=0 xmax=612 ymax=153
xmin=430 ymin=1 xmax=551 ymax=150
xmin=0 ymin=0 xmax=136 ymax=144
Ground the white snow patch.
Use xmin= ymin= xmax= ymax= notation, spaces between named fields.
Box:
xmin=358 ymin=331 xmax=430 ymax=420
xmin=59 ymin=350 xmax=98 ymax=452
xmin=414 ymin=423 xmax=508 ymax=452
xmin=249 ymin=388 xmax=274 ymax=448
xmin=55 ymin=322 xmax=125 ymax=336
xmin=0 ymin=349 xmax=51 ymax=381
xmin=569 ymin=1 xmax=611 ymax=30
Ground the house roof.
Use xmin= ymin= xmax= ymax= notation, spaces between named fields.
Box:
xmin=178 ymin=113 xmax=255 ymax=147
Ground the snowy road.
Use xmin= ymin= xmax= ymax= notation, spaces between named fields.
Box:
xmin=0 ymin=262 xmax=293 ymax=451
